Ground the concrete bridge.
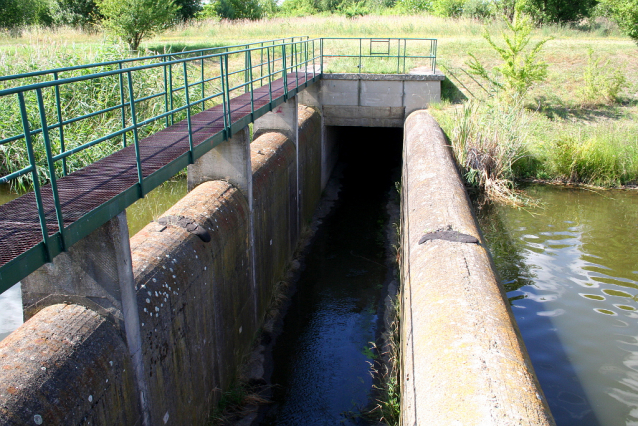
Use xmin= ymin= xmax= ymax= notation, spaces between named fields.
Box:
xmin=0 ymin=39 xmax=554 ymax=425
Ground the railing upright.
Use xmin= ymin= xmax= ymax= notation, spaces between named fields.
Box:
xmin=18 ymin=92 xmax=52 ymax=261
xmin=162 ymin=57 xmax=170 ymax=128
xmin=248 ymin=50 xmax=254 ymax=121
xmin=267 ymin=47 xmax=273 ymax=107
xmin=200 ymin=52 xmax=206 ymax=112
xmin=219 ymin=56 xmax=229 ymax=138
xmin=126 ymin=71 xmax=145 ymax=198
xmin=36 ymin=88 xmax=66 ymax=251
xmin=224 ymin=55 xmax=232 ymax=131
xmin=52 ymin=72 xmax=67 ymax=176
xmin=118 ymin=63 xmax=128 ymax=147
xmin=183 ymin=62 xmax=195 ymax=165
xmin=282 ymin=44 xmax=288 ymax=101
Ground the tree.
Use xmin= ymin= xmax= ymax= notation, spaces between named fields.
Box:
xmin=0 ymin=0 xmax=54 ymax=28
xmin=174 ymin=0 xmax=202 ymax=21
xmin=54 ymin=0 xmax=102 ymax=26
xmin=521 ymin=0 xmax=599 ymax=23
xmin=208 ymin=0 xmax=263 ymax=19
xmin=466 ymin=8 xmax=550 ymax=100
xmin=98 ymin=0 xmax=178 ymax=51
xmin=600 ymin=0 xmax=638 ymax=43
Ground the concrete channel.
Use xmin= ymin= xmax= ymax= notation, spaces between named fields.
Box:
xmin=0 ymin=75 xmax=555 ymax=425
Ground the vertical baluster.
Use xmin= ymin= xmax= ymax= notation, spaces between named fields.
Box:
xmin=118 ymin=63 xmax=128 ymax=147
xmin=219 ymin=56 xmax=229 ymax=139
xmin=183 ymin=62 xmax=194 ymax=164
xmin=163 ymin=56 xmax=170 ymax=128
xmin=248 ymin=49 xmax=254 ymax=120
xmin=52 ymin=72 xmax=67 ymax=176
xmin=18 ymin=92 xmax=52 ymax=261
xmin=36 ymin=88 xmax=66 ymax=251
xmin=282 ymin=44 xmax=288 ymax=101
xmin=126 ymin=71 xmax=144 ymax=198
xmin=168 ymin=55 xmax=174 ymax=125
xmin=224 ymin=55 xmax=232 ymax=129
xmin=267 ymin=47 xmax=273 ymax=107
xmin=201 ymin=52 xmax=206 ymax=112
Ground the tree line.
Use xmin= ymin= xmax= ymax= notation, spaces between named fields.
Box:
xmin=1 ymin=0 xmax=637 ymax=50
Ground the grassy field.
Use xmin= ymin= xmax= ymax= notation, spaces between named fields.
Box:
xmin=1 ymin=15 xmax=637 ymax=191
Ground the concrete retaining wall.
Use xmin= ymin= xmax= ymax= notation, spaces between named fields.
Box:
xmin=0 ymin=103 xmax=325 ymax=425
xmin=400 ymin=110 xmax=555 ymax=426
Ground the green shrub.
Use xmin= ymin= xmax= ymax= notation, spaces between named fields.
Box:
xmin=578 ymin=48 xmax=627 ymax=107
xmin=0 ymin=0 xmax=54 ymax=29
xmin=278 ymin=0 xmax=318 ymax=16
xmin=599 ymin=0 xmax=638 ymax=43
xmin=393 ymin=0 xmax=430 ymax=13
xmin=432 ymin=0 xmax=465 ymax=17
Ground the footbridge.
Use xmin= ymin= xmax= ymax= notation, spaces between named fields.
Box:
xmin=0 ymin=37 xmax=554 ymax=425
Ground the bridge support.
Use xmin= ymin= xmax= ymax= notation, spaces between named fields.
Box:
xmin=186 ymin=126 xmax=258 ymax=325
xmin=20 ymin=212 xmax=152 ymax=426
xmin=254 ymin=98 xmax=300 ymax=234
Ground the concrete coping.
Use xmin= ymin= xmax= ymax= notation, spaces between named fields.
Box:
xmin=322 ymin=72 xmax=445 ymax=81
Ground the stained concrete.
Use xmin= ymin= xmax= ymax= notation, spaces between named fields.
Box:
xmin=131 ymin=181 xmax=253 ymax=425
xmin=0 ymin=304 xmax=140 ymax=425
xmin=400 ymin=110 xmax=555 ymax=426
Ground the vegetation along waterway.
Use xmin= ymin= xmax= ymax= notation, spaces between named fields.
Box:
xmin=477 ymin=184 xmax=638 ymax=426
xmin=262 ymin=127 xmax=402 ymax=425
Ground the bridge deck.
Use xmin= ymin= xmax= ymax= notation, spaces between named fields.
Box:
xmin=0 ymin=72 xmax=318 ymax=286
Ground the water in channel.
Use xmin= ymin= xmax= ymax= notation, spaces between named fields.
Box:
xmin=0 ymin=179 xmax=186 ymax=341
xmin=477 ymin=185 xmax=638 ymax=426
xmin=264 ymin=127 xmax=402 ymax=425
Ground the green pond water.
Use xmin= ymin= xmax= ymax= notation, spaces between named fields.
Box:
xmin=477 ymin=185 xmax=638 ymax=426
xmin=0 ymin=179 xmax=187 ymax=340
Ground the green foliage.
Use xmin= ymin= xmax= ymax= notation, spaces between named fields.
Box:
xmin=599 ymin=0 xmax=638 ymax=43
xmin=467 ymin=9 xmax=550 ymax=100
xmin=521 ymin=0 xmax=598 ymax=23
xmin=0 ymin=0 xmax=54 ymax=29
xmin=432 ymin=0 xmax=465 ymax=17
xmin=279 ymin=0 xmax=318 ymax=16
xmin=207 ymin=0 xmax=263 ymax=20
xmin=539 ymin=127 xmax=638 ymax=186
xmin=174 ymin=0 xmax=202 ymax=21
xmin=393 ymin=0 xmax=430 ymax=13
xmin=341 ymin=0 xmax=370 ymax=17
xmin=98 ymin=0 xmax=178 ymax=50
xmin=578 ymin=48 xmax=627 ymax=107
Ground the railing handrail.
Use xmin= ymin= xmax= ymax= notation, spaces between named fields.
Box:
xmin=0 ymin=36 xmax=310 ymax=84
xmin=0 ymin=36 xmax=437 ymax=292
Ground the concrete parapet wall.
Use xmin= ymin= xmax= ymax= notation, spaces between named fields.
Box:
xmin=131 ymin=181 xmax=253 ymax=425
xmin=0 ymin=304 xmax=140 ymax=425
xmin=400 ymin=110 xmax=555 ymax=426
xmin=297 ymin=105 xmax=322 ymax=224
xmin=251 ymin=132 xmax=297 ymax=319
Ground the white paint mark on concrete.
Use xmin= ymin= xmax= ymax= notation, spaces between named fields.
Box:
xmin=163 ymin=411 xmax=170 ymax=423
xmin=88 ymin=395 xmax=93 ymax=402
xmin=34 ymin=414 xmax=43 ymax=424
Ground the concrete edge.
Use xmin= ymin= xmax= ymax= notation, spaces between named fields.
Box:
xmin=400 ymin=110 xmax=556 ymax=426
xmin=323 ymin=72 xmax=445 ymax=81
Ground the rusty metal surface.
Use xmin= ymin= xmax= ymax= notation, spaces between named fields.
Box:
xmin=0 ymin=73 xmax=315 ymax=270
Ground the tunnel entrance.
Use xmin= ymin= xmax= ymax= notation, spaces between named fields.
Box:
xmin=263 ymin=126 xmax=403 ymax=425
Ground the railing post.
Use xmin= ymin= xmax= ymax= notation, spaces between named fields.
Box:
xmin=282 ymin=43 xmax=288 ymax=101
xmin=36 ymin=88 xmax=66 ymax=252
xmin=126 ymin=71 xmax=144 ymax=198
xmin=118 ymin=63 xmax=128 ymax=147
xmin=183 ymin=62 xmax=194 ymax=165
xmin=224 ymin=55 xmax=232 ymax=131
xmin=201 ymin=52 xmax=206 ymax=112
xmin=162 ymin=57 xmax=170 ymax=128
xmin=320 ymin=38 xmax=324 ymax=75
xmin=219 ymin=55 xmax=229 ymax=139
xmin=52 ymin=72 xmax=67 ymax=176
xmin=267 ymin=47 xmax=273 ymax=108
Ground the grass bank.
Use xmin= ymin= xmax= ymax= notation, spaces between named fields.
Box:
xmin=1 ymin=14 xmax=637 ymax=191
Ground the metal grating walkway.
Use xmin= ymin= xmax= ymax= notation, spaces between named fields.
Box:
xmin=0 ymin=72 xmax=318 ymax=286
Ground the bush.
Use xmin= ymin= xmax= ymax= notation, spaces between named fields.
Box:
xmin=279 ymin=0 xmax=318 ymax=16
xmin=431 ymin=0 xmax=465 ymax=17
xmin=393 ymin=0 xmax=430 ymax=13
xmin=578 ymin=48 xmax=627 ymax=107
xmin=600 ymin=0 xmax=638 ymax=43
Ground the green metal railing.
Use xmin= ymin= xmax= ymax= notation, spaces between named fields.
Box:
xmin=0 ymin=37 xmax=437 ymax=292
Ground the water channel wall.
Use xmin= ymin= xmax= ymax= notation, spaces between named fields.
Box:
xmin=0 ymin=101 xmax=325 ymax=425
xmin=400 ymin=110 xmax=556 ymax=426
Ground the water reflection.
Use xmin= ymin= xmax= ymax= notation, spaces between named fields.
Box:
xmin=477 ymin=185 xmax=638 ymax=426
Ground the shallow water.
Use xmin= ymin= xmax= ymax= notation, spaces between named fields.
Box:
xmin=0 ymin=179 xmax=186 ymax=341
xmin=477 ymin=185 xmax=638 ymax=426
xmin=265 ymin=127 xmax=402 ymax=425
